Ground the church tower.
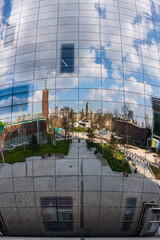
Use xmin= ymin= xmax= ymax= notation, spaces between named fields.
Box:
xmin=42 ymin=78 xmax=49 ymax=128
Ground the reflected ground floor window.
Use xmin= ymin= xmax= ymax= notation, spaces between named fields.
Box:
xmin=41 ymin=197 xmax=73 ymax=231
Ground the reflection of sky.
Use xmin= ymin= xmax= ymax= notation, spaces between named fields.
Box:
xmin=95 ymin=3 xmax=106 ymax=19
xmin=2 ymin=0 xmax=12 ymax=25
xmin=0 ymin=85 xmax=30 ymax=113
xmin=1 ymin=0 xmax=160 ymax=125
xmin=1 ymin=0 xmax=12 ymax=39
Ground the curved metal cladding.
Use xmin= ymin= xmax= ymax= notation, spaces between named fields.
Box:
xmin=0 ymin=0 xmax=160 ymax=237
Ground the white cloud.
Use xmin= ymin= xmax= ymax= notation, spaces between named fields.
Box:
xmin=0 ymin=97 xmax=12 ymax=107
xmin=87 ymin=87 xmax=113 ymax=101
xmin=79 ymin=101 xmax=84 ymax=105
xmin=110 ymin=84 xmax=119 ymax=91
xmin=56 ymin=76 xmax=78 ymax=89
xmin=100 ymin=0 xmax=156 ymax=81
xmin=125 ymin=97 xmax=138 ymax=106
xmin=123 ymin=76 xmax=153 ymax=96
xmin=112 ymin=69 xmax=122 ymax=81
xmin=79 ymin=48 xmax=108 ymax=79
xmin=141 ymin=40 xmax=160 ymax=78
xmin=30 ymin=90 xmax=57 ymax=103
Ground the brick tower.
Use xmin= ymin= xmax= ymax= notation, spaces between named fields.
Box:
xmin=42 ymin=78 xmax=49 ymax=129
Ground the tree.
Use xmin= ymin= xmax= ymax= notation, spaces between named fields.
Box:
xmin=69 ymin=108 xmax=76 ymax=131
xmin=94 ymin=113 xmax=103 ymax=128
xmin=61 ymin=107 xmax=70 ymax=141
xmin=110 ymin=134 xmax=118 ymax=150
xmin=30 ymin=135 xmax=38 ymax=152
xmin=48 ymin=114 xmax=56 ymax=144
xmin=103 ymin=113 xmax=113 ymax=130
xmin=87 ymin=128 xmax=94 ymax=141
xmin=61 ymin=107 xmax=76 ymax=141
xmin=4 ymin=129 xmax=11 ymax=148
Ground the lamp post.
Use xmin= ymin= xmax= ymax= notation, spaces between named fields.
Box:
xmin=0 ymin=121 xmax=5 ymax=163
xmin=66 ymin=108 xmax=69 ymax=142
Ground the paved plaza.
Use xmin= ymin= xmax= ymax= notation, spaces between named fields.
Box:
xmin=0 ymin=138 xmax=159 ymax=237
xmin=72 ymin=132 xmax=160 ymax=166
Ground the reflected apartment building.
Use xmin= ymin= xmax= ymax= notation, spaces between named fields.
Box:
xmin=0 ymin=0 xmax=160 ymax=238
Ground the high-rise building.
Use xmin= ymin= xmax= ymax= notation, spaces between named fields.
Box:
xmin=0 ymin=0 xmax=159 ymax=238
xmin=91 ymin=110 xmax=95 ymax=121
xmin=128 ymin=110 xmax=134 ymax=120
xmin=86 ymin=102 xmax=91 ymax=120
xmin=81 ymin=108 xmax=85 ymax=118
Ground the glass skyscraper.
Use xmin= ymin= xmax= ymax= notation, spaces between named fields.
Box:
xmin=0 ymin=0 xmax=159 ymax=237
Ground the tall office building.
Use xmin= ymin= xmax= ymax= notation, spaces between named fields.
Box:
xmin=0 ymin=0 xmax=159 ymax=237
xmin=86 ymin=102 xmax=91 ymax=120
xmin=128 ymin=110 xmax=134 ymax=121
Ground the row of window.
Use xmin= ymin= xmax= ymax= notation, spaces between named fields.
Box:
xmin=4 ymin=27 xmax=160 ymax=45
xmin=10 ymin=1 xmax=160 ymax=16
xmin=0 ymin=52 xmax=160 ymax=66
xmin=0 ymin=103 xmax=153 ymax=115
xmin=1 ymin=55 xmax=159 ymax=67
xmin=0 ymin=84 xmax=156 ymax=95
xmin=0 ymin=65 xmax=160 ymax=80
xmin=5 ymin=22 xmax=159 ymax=35
xmin=1 ymin=75 xmax=160 ymax=91
xmin=6 ymin=15 xmax=160 ymax=33
xmin=1 ymin=28 xmax=160 ymax=48
xmin=2 ymin=37 xmax=160 ymax=54
xmin=1 ymin=80 xmax=159 ymax=94
xmin=1 ymin=42 xmax=160 ymax=59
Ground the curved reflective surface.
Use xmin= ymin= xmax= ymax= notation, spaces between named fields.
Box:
xmin=0 ymin=0 xmax=160 ymax=237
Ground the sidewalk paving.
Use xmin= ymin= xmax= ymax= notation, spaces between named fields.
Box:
xmin=23 ymin=138 xmax=159 ymax=188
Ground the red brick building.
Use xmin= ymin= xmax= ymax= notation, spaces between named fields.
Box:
xmin=42 ymin=79 xmax=49 ymax=129
xmin=0 ymin=119 xmax=46 ymax=147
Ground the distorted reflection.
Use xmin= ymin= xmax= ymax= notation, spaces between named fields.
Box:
xmin=0 ymin=0 xmax=160 ymax=238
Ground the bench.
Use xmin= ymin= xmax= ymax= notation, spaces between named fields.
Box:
xmin=95 ymin=151 xmax=107 ymax=166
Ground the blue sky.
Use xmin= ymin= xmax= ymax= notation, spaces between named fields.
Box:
xmin=0 ymin=0 xmax=160 ymax=126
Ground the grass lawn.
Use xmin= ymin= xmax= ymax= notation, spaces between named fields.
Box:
xmin=150 ymin=163 xmax=160 ymax=180
xmin=0 ymin=140 xmax=71 ymax=164
xmin=74 ymin=126 xmax=87 ymax=132
xmin=87 ymin=140 xmax=131 ymax=173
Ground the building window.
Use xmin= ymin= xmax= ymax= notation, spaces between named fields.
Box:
xmin=137 ymin=202 xmax=159 ymax=234
xmin=3 ymin=24 xmax=15 ymax=48
xmin=122 ymin=198 xmax=136 ymax=231
xmin=41 ymin=197 xmax=73 ymax=232
xmin=0 ymin=214 xmax=6 ymax=234
xmin=61 ymin=44 xmax=74 ymax=73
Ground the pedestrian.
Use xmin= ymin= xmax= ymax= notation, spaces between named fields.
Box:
xmin=124 ymin=170 xmax=126 ymax=176
xmin=134 ymin=168 xmax=137 ymax=173
xmin=94 ymin=150 xmax=97 ymax=155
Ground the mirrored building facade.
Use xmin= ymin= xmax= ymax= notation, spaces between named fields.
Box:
xmin=0 ymin=0 xmax=160 ymax=237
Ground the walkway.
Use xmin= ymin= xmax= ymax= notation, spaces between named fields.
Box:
xmin=67 ymin=139 xmax=160 ymax=187
xmin=24 ymin=138 xmax=159 ymax=185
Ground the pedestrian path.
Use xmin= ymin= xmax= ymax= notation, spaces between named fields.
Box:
xmin=24 ymin=138 xmax=159 ymax=183
xmin=64 ymin=139 xmax=122 ymax=176
xmin=65 ymin=139 xmax=159 ymax=182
